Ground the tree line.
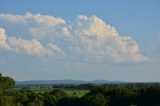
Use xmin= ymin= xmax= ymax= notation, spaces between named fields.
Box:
xmin=1 ymin=73 xmax=160 ymax=106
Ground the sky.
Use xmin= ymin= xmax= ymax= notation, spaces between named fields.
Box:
xmin=0 ymin=0 xmax=160 ymax=82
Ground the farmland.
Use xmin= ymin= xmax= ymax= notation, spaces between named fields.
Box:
xmin=27 ymin=87 xmax=89 ymax=97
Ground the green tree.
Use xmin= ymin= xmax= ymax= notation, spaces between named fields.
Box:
xmin=0 ymin=73 xmax=15 ymax=89
xmin=50 ymin=89 xmax=68 ymax=98
xmin=83 ymin=93 xmax=109 ymax=106
xmin=0 ymin=73 xmax=15 ymax=106
xmin=28 ymin=98 xmax=44 ymax=106
xmin=0 ymin=95 xmax=14 ymax=106
xmin=44 ymin=95 xmax=57 ymax=106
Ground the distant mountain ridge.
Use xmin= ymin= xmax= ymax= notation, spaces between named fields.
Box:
xmin=16 ymin=80 xmax=124 ymax=85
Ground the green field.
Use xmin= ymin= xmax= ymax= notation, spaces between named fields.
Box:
xmin=28 ymin=87 xmax=89 ymax=97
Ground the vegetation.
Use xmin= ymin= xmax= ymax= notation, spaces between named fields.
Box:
xmin=1 ymin=73 xmax=160 ymax=106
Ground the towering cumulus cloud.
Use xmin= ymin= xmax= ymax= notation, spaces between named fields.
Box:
xmin=71 ymin=15 xmax=149 ymax=62
xmin=0 ymin=13 xmax=149 ymax=62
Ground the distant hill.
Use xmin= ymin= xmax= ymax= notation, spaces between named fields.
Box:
xmin=16 ymin=80 xmax=124 ymax=85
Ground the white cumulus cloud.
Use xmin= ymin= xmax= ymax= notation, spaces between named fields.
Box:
xmin=0 ymin=12 xmax=69 ymax=39
xmin=0 ymin=13 xmax=149 ymax=63
xmin=75 ymin=15 xmax=118 ymax=38
xmin=0 ymin=27 xmax=65 ymax=57
xmin=70 ymin=15 xmax=149 ymax=62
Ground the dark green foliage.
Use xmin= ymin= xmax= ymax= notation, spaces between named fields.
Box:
xmin=27 ymin=98 xmax=44 ymax=106
xmin=0 ymin=73 xmax=15 ymax=89
xmin=44 ymin=95 xmax=57 ymax=106
xmin=0 ymin=73 xmax=15 ymax=106
xmin=57 ymin=97 xmax=83 ymax=106
xmin=50 ymin=89 xmax=68 ymax=98
xmin=136 ymin=87 xmax=160 ymax=106
xmin=83 ymin=93 xmax=109 ymax=106
xmin=0 ymin=95 xmax=14 ymax=106
xmin=2 ymin=73 xmax=160 ymax=106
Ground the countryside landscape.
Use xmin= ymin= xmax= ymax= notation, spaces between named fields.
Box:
xmin=1 ymin=73 xmax=160 ymax=106
xmin=0 ymin=0 xmax=160 ymax=106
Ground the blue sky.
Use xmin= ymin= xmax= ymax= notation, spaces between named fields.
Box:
xmin=0 ymin=0 xmax=160 ymax=82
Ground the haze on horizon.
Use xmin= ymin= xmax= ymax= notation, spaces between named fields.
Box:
xmin=0 ymin=0 xmax=160 ymax=82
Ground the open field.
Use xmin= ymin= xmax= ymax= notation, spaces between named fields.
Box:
xmin=28 ymin=87 xmax=89 ymax=97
